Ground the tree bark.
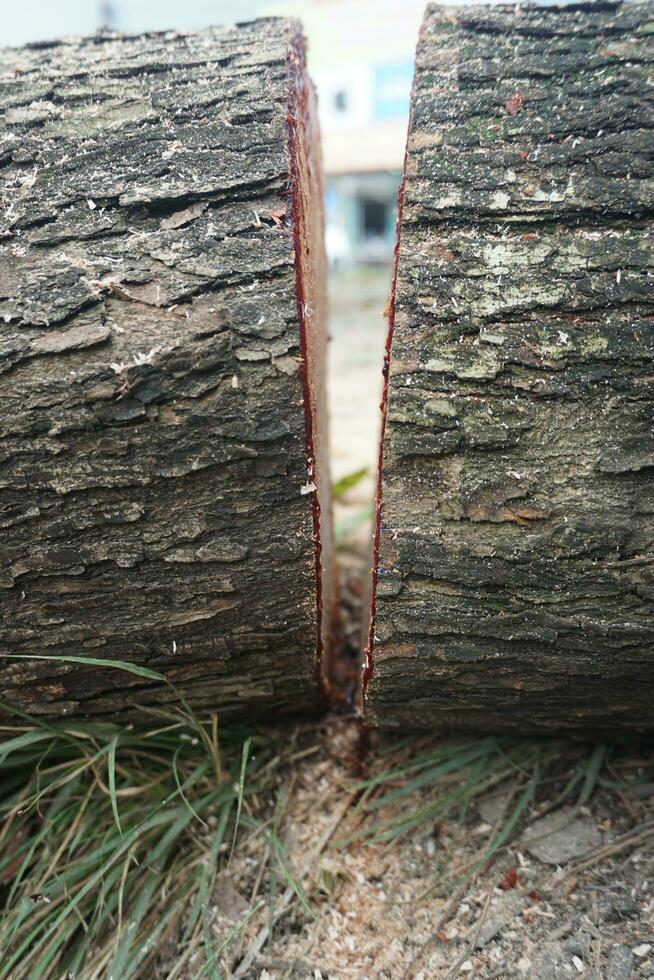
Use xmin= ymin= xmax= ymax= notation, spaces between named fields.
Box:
xmin=366 ymin=2 xmax=654 ymax=733
xmin=0 ymin=20 xmax=333 ymax=718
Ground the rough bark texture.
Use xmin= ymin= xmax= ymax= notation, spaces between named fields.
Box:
xmin=0 ymin=19 xmax=333 ymax=718
xmin=366 ymin=2 xmax=654 ymax=733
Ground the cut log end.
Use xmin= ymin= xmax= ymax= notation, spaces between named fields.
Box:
xmin=287 ymin=29 xmax=335 ymax=700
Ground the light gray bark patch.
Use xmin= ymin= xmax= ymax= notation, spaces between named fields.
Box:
xmin=30 ymin=321 xmax=112 ymax=355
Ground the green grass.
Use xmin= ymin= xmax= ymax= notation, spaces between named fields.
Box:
xmin=0 ymin=688 xmax=628 ymax=978
xmin=340 ymin=735 xmax=614 ymax=891
xmin=332 ymin=465 xmax=374 ymax=544
xmin=0 ymin=703 xmax=287 ymax=980
xmin=331 ymin=467 xmax=369 ymax=501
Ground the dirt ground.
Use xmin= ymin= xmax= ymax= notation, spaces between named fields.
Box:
xmin=196 ymin=720 xmax=654 ymax=980
xmin=188 ymin=266 xmax=654 ymax=980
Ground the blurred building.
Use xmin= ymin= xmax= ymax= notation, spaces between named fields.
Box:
xmin=263 ymin=0 xmax=424 ymax=264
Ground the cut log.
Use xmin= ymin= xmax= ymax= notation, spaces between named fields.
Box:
xmin=366 ymin=2 xmax=654 ymax=733
xmin=0 ymin=20 xmax=334 ymax=718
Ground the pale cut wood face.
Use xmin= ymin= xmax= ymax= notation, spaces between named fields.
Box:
xmin=367 ymin=2 xmax=654 ymax=733
xmin=0 ymin=20 xmax=331 ymax=720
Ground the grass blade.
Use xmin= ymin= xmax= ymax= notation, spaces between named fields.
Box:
xmin=228 ymin=737 xmax=251 ymax=864
xmin=332 ymin=466 xmax=369 ymax=499
xmin=577 ymin=744 xmax=609 ymax=808
xmin=2 ymin=654 xmax=165 ymax=681
xmin=108 ymin=734 xmax=121 ymax=837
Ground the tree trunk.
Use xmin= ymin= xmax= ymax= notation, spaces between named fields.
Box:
xmin=0 ymin=20 xmax=334 ymax=719
xmin=366 ymin=2 xmax=654 ymax=733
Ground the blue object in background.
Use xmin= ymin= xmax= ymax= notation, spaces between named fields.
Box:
xmin=372 ymin=60 xmax=413 ymax=121
xmin=324 ymin=184 xmax=339 ymax=219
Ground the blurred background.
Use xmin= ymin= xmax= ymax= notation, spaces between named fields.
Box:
xmin=3 ymin=0 xmax=427 ymax=558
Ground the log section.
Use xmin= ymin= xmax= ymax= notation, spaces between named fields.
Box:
xmin=366 ymin=2 xmax=654 ymax=733
xmin=0 ymin=19 xmax=333 ymax=718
